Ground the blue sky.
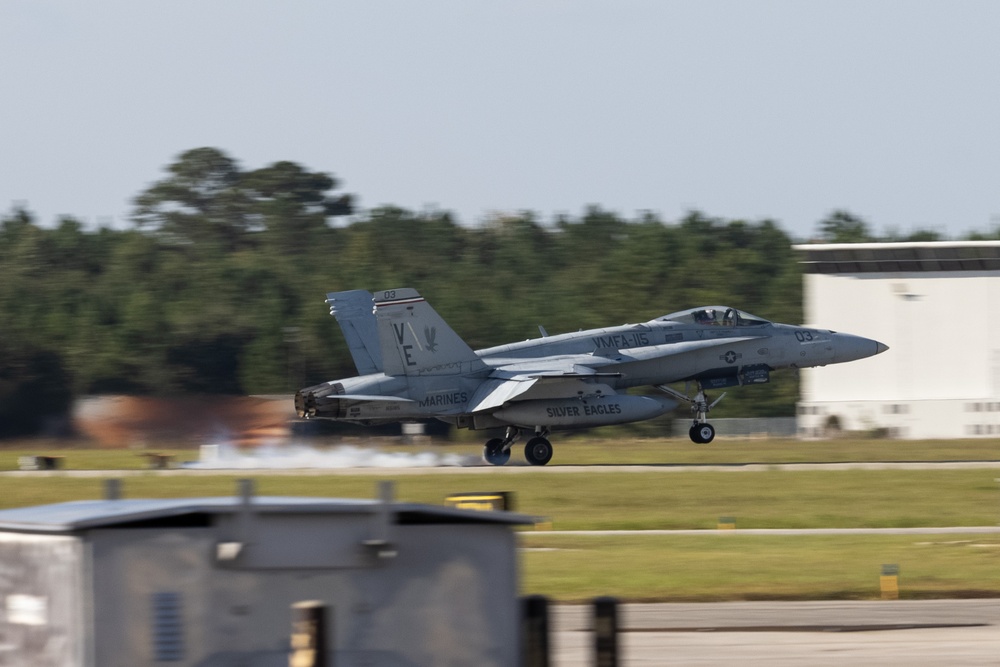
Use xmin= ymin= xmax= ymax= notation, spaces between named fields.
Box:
xmin=3 ymin=1 xmax=999 ymax=239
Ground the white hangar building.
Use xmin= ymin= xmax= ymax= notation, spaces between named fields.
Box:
xmin=794 ymin=241 xmax=1000 ymax=439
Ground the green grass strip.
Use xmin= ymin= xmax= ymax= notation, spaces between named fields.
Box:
xmin=519 ymin=533 xmax=1000 ymax=602
xmin=1 ymin=470 xmax=997 ymax=530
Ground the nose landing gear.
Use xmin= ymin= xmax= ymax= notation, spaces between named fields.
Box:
xmin=657 ymin=383 xmax=726 ymax=444
xmin=689 ymin=422 xmax=716 ymax=444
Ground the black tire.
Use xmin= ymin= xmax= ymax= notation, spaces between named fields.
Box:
xmin=689 ymin=425 xmax=703 ymax=444
xmin=695 ymin=423 xmax=715 ymax=444
xmin=483 ymin=438 xmax=510 ymax=466
xmin=524 ymin=437 xmax=553 ymax=466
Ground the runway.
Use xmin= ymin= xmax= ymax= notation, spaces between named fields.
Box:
xmin=550 ymin=600 xmax=1000 ymax=666
xmin=523 ymin=526 xmax=1000 ymax=536
xmin=3 ymin=459 xmax=1000 ymax=477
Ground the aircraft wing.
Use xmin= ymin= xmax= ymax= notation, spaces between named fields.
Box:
xmin=615 ymin=335 xmax=767 ymax=361
xmin=468 ymin=378 xmax=539 ymax=412
xmin=469 ymin=356 xmax=620 ymax=413
xmin=468 ymin=336 xmax=767 ymax=413
xmin=486 ymin=354 xmax=619 ymax=376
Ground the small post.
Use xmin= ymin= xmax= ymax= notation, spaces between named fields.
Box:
xmin=593 ymin=596 xmax=619 ymax=667
xmin=880 ymin=564 xmax=899 ymax=600
xmin=521 ymin=594 xmax=550 ymax=667
xmin=104 ymin=479 xmax=122 ymax=500
xmin=238 ymin=478 xmax=256 ymax=502
xmin=717 ymin=516 xmax=736 ymax=530
xmin=375 ymin=479 xmax=396 ymax=555
xmin=289 ymin=600 xmax=329 ymax=667
xmin=362 ymin=481 xmax=397 ymax=559
xmin=238 ymin=478 xmax=255 ymax=546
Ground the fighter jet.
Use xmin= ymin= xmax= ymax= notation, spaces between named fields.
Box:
xmin=295 ymin=289 xmax=887 ymax=466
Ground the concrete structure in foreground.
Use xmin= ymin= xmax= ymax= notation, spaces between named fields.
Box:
xmin=795 ymin=241 xmax=1000 ymax=439
xmin=0 ymin=485 xmax=533 ymax=666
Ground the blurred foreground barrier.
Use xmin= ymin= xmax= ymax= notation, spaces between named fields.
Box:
xmin=522 ymin=594 xmax=550 ymax=667
xmin=289 ymin=601 xmax=330 ymax=667
xmin=881 ymin=564 xmax=900 ymax=600
xmin=594 ymin=596 xmax=619 ymax=667
xmin=521 ymin=595 xmax=622 ymax=666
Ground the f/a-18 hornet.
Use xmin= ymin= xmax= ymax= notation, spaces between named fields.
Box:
xmin=295 ymin=289 xmax=888 ymax=466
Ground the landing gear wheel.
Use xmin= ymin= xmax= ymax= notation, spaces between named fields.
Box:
xmin=524 ymin=437 xmax=553 ymax=466
xmin=690 ymin=423 xmax=715 ymax=444
xmin=483 ymin=438 xmax=510 ymax=466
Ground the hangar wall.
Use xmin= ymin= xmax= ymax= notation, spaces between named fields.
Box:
xmin=795 ymin=242 xmax=1000 ymax=439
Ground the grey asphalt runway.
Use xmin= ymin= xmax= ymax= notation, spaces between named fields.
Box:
xmin=3 ymin=460 xmax=1000 ymax=477
xmin=551 ymin=600 xmax=1000 ymax=666
xmin=523 ymin=526 xmax=1000 ymax=536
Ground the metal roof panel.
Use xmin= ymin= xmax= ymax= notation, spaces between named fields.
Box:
xmin=0 ymin=497 xmax=535 ymax=533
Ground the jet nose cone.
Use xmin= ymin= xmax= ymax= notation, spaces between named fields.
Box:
xmin=829 ymin=333 xmax=887 ymax=364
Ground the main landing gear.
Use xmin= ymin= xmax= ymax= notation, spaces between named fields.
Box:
xmin=524 ymin=435 xmax=553 ymax=466
xmin=483 ymin=438 xmax=511 ymax=466
xmin=657 ymin=383 xmax=726 ymax=444
xmin=483 ymin=427 xmax=552 ymax=466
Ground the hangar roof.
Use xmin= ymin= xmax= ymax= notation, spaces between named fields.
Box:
xmin=0 ymin=497 xmax=535 ymax=534
xmin=794 ymin=241 xmax=1000 ymax=274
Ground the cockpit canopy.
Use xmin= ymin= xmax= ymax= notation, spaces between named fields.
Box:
xmin=656 ymin=306 xmax=771 ymax=327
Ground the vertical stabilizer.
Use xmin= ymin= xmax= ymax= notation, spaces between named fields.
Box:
xmin=373 ymin=288 xmax=486 ymax=376
xmin=326 ymin=290 xmax=382 ymax=375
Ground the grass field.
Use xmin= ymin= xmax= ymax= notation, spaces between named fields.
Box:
xmin=2 ymin=437 xmax=998 ymax=601
xmin=520 ymin=533 xmax=1000 ymax=601
xmin=2 ymin=468 xmax=997 ymax=530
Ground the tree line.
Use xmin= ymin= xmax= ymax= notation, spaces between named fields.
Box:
xmin=0 ymin=148 xmax=988 ymax=437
